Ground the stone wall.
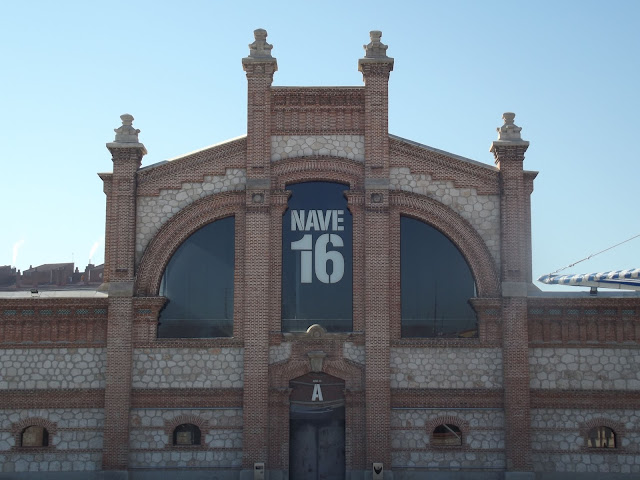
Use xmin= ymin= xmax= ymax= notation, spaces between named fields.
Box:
xmin=135 ymin=168 xmax=246 ymax=264
xmin=0 ymin=348 xmax=105 ymax=390
xmin=269 ymin=343 xmax=291 ymax=364
xmin=531 ymin=408 xmax=640 ymax=474
xmin=344 ymin=342 xmax=365 ymax=365
xmin=271 ymin=135 xmax=365 ymax=162
xmin=391 ymin=409 xmax=505 ymax=469
xmin=0 ymin=409 xmax=104 ymax=473
xmin=530 ymin=348 xmax=640 ymax=390
xmin=132 ymin=348 xmax=243 ymax=389
xmin=129 ymin=408 xmax=242 ymax=468
xmin=390 ymin=167 xmax=500 ymax=264
xmin=390 ymin=348 xmax=502 ymax=389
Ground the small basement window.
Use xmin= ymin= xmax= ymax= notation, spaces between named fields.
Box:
xmin=21 ymin=426 xmax=49 ymax=447
xmin=173 ymin=423 xmax=201 ymax=446
xmin=588 ymin=426 xmax=616 ymax=448
xmin=432 ymin=424 xmax=462 ymax=446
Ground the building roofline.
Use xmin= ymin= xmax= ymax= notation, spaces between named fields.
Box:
xmin=389 ymin=134 xmax=499 ymax=171
xmin=139 ymin=135 xmax=248 ymax=172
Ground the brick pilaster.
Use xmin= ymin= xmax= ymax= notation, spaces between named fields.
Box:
xmin=102 ymin=115 xmax=146 ymax=471
xmin=359 ymin=31 xmax=394 ymax=469
xmin=241 ymin=29 xmax=277 ymax=469
xmin=491 ymin=113 xmax=532 ymax=472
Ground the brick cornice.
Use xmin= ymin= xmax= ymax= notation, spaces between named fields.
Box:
xmin=391 ymin=389 xmax=504 ymax=408
xmin=531 ymin=390 xmax=640 ymax=409
xmin=136 ymin=137 xmax=247 ymax=196
xmin=131 ymin=388 xmax=243 ymax=408
xmin=389 ymin=137 xmax=500 ymax=195
xmin=0 ymin=389 xmax=105 ymax=409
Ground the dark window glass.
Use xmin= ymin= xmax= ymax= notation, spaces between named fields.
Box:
xmin=401 ymin=217 xmax=477 ymax=338
xmin=432 ymin=424 xmax=462 ymax=446
xmin=588 ymin=426 xmax=616 ymax=448
xmin=173 ymin=424 xmax=201 ymax=446
xmin=282 ymin=182 xmax=352 ymax=332
xmin=158 ymin=217 xmax=235 ymax=338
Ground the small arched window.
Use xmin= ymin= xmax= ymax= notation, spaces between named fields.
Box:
xmin=21 ymin=425 xmax=49 ymax=447
xmin=432 ymin=424 xmax=462 ymax=446
xmin=587 ymin=426 xmax=616 ymax=448
xmin=173 ymin=423 xmax=201 ymax=446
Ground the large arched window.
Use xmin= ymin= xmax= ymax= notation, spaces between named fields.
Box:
xmin=401 ymin=216 xmax=477 ymax=337
xmin=158 ymin=217 xmax=235 ymax=338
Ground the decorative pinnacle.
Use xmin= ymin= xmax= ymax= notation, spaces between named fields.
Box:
xmin=496 ymin=112 xmax=524 ymax=142
xmin=248 ymin=28 xmax=273 ymax=59
xmin=113 ymin=114 xmax=141 ymax=144
xmin=364 ymin=30 xmax=389 ymax=59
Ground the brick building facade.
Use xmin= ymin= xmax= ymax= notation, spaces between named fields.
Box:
xmin=1 ymin=30 xmax=640 ymax=480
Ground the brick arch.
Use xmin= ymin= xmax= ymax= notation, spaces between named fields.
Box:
xmin=581 ymin=417 xmax=625 ymax=449
xmin=272 ymin=157 xmax=364 ymax=189
xmin=164 ymin=414 xmax=209 ymax=448
xmin=12 ymin=417 xmax=57 ymax=449
xmin=270 ymin=356 xmax=364 ymax=391
xmin=390 ymin=191 xmax=500 ymax=297
xmin=164 ymin=414 xmax=210 ymax=435
xmin=135 ymin=191 xmax=245 ymax=296
xmin=426 ymin=415 xmax=470 ymax=448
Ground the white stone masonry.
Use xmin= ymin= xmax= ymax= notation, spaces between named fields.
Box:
xmin=135 ymin=169 xmax=246 ymax=264
xmin=343 ymin=342 xmax=365 ymax=365
xmin=269 ymin=343 xmax=291 ymax=364
xmin=391 ymin=348 xmax=503 ymax=389
xmin=132 ymin=348 xmax=244 ymax=389
xmin=0 ymin=348 xmax=106 ymax=390
xmin=530 ymin=348 xmax=640 ymax=390
xmin=129 ymin=409 xmax=242 ymax=468
xmin=390 ymin=409 xmax=505 ymax=469
xmin=271 ymin=135 xmax=365 ymax=162
xmin=390 ymin=167 xmax=500 ymax=263
xmin=0 ymin=409 xmax=104 ymax=473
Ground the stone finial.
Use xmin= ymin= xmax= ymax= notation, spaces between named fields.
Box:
xmin=113 ymin=114 xmax=141 ymax=144
xmin=248 ymin=28 xmax=273 ymax=59
xmin=364 ymin=30 xmax=389 ymax=59
xmin=496 ymin=112 xmax=524 ymax=142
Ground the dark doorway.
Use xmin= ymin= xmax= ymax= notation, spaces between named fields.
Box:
xmin=289 ymin=373 xmax=345 ymax=480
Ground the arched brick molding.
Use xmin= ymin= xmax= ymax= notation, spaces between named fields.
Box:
xmin=425 ymin=415 xmax=470 ymax=448
xmin=164 ymin=414 xmax=210 ymax=449
xmin=580 ymin=417 xmax=626 ymax=450
xmin=270 ymin=357 xmax=364 ymax=391
xmin=11 ymin=417 xmax=57 ymax=450
xmin=268 ymin=353 xmax=365 ymax=472
xmin=135 ymin=191 xmax=245 ymax=296
xmin=390 ymin=191 xmax=500 ymax=297
xmin=272 ymin=157 xmax=364 ymax=190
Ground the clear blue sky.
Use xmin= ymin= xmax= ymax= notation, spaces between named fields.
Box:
xmin=1 ymin=0 xmax=638 ymax=290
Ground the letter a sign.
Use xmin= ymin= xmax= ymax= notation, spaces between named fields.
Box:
xmin=311 ymin=384 xmax=324 ymax=402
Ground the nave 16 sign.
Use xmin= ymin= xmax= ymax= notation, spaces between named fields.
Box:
xmin=282 ymin=183 xmax=353 ymax=332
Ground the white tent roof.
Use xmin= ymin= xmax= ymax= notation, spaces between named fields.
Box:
xmin=538 ymin=268 xmax=640 ymax=291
